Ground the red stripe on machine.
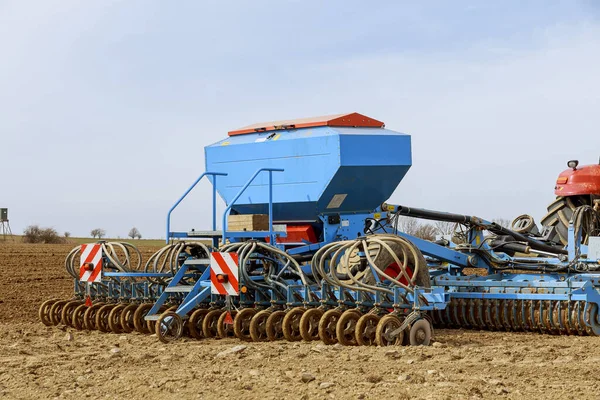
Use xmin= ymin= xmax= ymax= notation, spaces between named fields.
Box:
xmin=87 ymin=261 xmax=103 ymax=282
xmin=79 ymin=244 xmax=103 ymax=283
xmin=210 ymin=268 xmax=228 ymax=295
xmin=212 ymin=252 xmax=239 ymax=290
xmin=210 ymin=252 xmax=240 ymax=296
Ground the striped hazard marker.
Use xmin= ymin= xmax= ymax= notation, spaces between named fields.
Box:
xmin=79 ymin=243 xmax=103 ymax=283
xmin=210 ymin=252 xmax=239 ymax=296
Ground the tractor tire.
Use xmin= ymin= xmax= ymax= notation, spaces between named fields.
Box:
xmin=541 ymin=196 xmax=592 ymax=245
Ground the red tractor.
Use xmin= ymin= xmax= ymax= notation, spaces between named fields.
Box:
xmin=541 ymin=159 xmax=600 ymax=245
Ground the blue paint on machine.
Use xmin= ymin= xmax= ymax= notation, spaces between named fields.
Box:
xmin=205 ymin=125 xmax=411 ymax=221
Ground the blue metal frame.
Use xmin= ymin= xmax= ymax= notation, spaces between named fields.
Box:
xmin=221 ymin=167 xmax=284 ymax=245
xmin=166 ymin=171 xmax=228 ymax=244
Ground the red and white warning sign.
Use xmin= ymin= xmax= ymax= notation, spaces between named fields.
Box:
xmin=210 ymin=252 xmax=239 ymax=296
xmin=79 ymin=243 xmax=103 ymax=283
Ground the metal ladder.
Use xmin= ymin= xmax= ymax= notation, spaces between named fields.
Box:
xmin=144 ymin=258 xmax=213 ymax=322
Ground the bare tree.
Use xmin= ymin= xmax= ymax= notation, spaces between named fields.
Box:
xmin=414 ymin=224 xmax=437 ymax=241
xmin=395 ymin=216 xmax=420 ymax=235
xmin=91 ymin=228 xmax=106 ymax=239
xmin=492 ymin=218 xmax=512 ymax=229
xmin=395 ymin=217 xmax=436 ymax=241
xmin=434 ymin=221 xmax=455 ymax=236
xmin=64 ymin=232 xmax=71 ymax=238
xmin=128 ymin=227 xmax=141 ymax=239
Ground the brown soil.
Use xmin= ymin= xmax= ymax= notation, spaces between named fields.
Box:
xmin=1 ymin=241 xmax=599 ymax=400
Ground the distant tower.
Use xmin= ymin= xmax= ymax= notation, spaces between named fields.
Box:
xmin=0 ymin=208 xmax=13 ymax=241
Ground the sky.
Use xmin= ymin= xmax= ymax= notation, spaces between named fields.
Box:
xmin=1 ymin=0 xmax=599 ymax=239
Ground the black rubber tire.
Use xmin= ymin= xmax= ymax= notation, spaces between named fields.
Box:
xmin=541 ymin=195 xmax=591 ymax=245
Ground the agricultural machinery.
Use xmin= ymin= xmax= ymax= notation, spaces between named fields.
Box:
xmin=39 ymin=113 xmax=600 ymax=346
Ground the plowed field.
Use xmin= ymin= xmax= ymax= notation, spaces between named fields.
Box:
xmin=1 ymin=242 xmax=599 ymax=400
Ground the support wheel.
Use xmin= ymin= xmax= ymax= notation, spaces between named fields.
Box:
xmin=95 ymin=304 xmax=114 ymax=333
xmin=265 ymin=310 xmax=286 ymax=341
xmin=188 ymin=309 xmax=210 ymax=339
xmin=146 ymin=306 xmax=168 ymax=335
xmin=39 ymin=299 xmax=57 ymax=326
xmin=299 ymin=308 xmax=324 ymax=341
xmin=49 ymin=300 xmax=69 ymax=325
xmin=60 ymin=301 xmax=82 ymax=327
xmin=202 ymin=309 xmax=223 ymax=338
xmin=355 ymin=314 xmax=381 ymax=346
xmin=318 ymin=309 xmax=342 ymax=345
xmin=249 ymin=310 xmax=272 ymax=342
xmin=83 ymin=303 xmax=104 ymax=330
xmin=409 ymin=318 xmax=432 ymax=346
xmin=119 ymin=304 xmax=139 ymax=333
xmin=233 ymin=308 xmax=257 ymax=341
xmin=72 ymin=304 xmax=88 ymax=330
xmin=282 ymin=308 xmax=305 ymax=342
xmin=108 ymin=304 xmax=127 ymax=334
xmin=375 ymin=314 xmax=404 ymax=346
xmin=217 ymin=311 xmax=237 ymax=338
xmin=133 ymin=304 xmax=153 ymax=334
xmin=156 ymin=312 xmax=184 ymax=343
xmin=336 ymin=310 xmax=361 ymax=346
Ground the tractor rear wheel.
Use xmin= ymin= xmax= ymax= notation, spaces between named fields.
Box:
xmin=541 ymin=196 xmax=592 ymax=245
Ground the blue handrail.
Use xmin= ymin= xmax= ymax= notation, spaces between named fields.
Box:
xmin=166 ymin=172 xmax=228 ymax=243
xmin=221 ymin=168 xmax=284 ymax=244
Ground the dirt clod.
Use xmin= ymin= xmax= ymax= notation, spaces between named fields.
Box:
xmin=1 ymin=242 xmax=600 ymax=399
xmin=216 ymin=344 xmax=247 ymax=358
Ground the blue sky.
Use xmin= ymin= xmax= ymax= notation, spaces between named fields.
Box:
xmin=1 ymin=1 xmax=599 ymax=238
